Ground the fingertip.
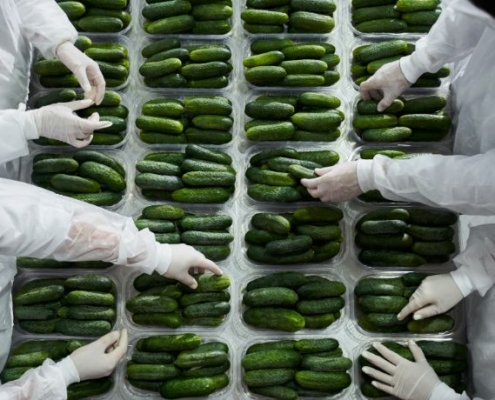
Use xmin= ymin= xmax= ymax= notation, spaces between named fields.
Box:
xmin=371 ymin=381 xmax=378 ymax=388
xmin=414 ymin=314 xmax=422 ymax=320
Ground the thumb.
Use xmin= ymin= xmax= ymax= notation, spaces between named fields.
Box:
xmin=96 ymin=330 xmax=120 ymax=350
xmin=377 ymin=94 xmax=395 ymax=112
xmin=413 ymin=304 xmax=439 ymax=320
xmin=179 ymin=273 xmax=198 ymax=290
xmin=65 ymin=99 xmax=94 ymax=111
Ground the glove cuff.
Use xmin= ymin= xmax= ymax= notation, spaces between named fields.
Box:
xmin=24 ymin=110 xmax=41 ymax=140
xmin=356 ymin=159 xmax=375 ymax=193
xmin=55 ymin=40 xmax=74 ymax=60
xmin=400 ymin=56 xmax=424 ymax=84
xmin=450 ymin=267 xmax=475 ymax=297
xmin=58 ymin=356 xmax=80 ymax=386
xmin=429 ymin=382 xmax=461 ymax=400
xmin=154 ymin=244 xmax=173 ymax=275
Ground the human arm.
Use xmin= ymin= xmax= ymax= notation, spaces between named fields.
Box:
xmin=0 ymin=178 xmax=221 ymax=287
xmin=357 ymin=150 xmax=495 ymax=215
xmin=0 ymin=330 xmax=127 ymax=400
xmin=15 ymin=0 xmax=106 ymax=103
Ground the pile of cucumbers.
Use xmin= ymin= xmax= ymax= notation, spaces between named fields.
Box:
xmin=13 ymin=274 xmax=116 ymax=337
xmin=31 ymin=150 xmax=126 ymax=207
xmin=360 ymin=340 xmax=468 ymax=397
xmin=352 ymin=0 xmax=441 ymax=33
xmin=57 ymin=0 xmax=131 ymax=33
xmin=32 ymin=90 xmax=128 ymax=147
xmin=1 ymin=339 xmax=112 ymax=399
xmin=17 ymin=257 xmax=112 ymax=270
xmin=241 ymin=0 xmax=336 ymax=34
xmin=127 ymin=334 xmax=230 ymax=398
xmin=357 ymin=146 xmax=438 ymax=203
xmin=142 ymin=0 xmax=232 ymax=35
xmin=127 ymin=272 xmax=231 ymax=328
xmin=356 ymin=207 xmax=457 ymax=267
xmin=34 ymin=36 xmax=130 ymax=89
xmin=245 ymin=38 xmax=340 ymax=87
xmin=355 ymin=272 xmax=455 ymax=333
xmin=245 ymin=92 xmax=344 ymax=142
xmin=140 ymin=39 xmax=232 ymax=89
xmin=243 ymin=272 xmax=346 ymax=332
xmin=136 ymin=95 xmax=233 ymax=145
xmin=135 ymin=145 xmax=236 ymax=204
xmin=352 ymin=40 xmax=450 ymax=87
xmin=242 ymin=338 xmax=352 ymax=399
xmin=245 ymin=207 xmax=344 ymax=264
xmin=134 ymin=204 xmax=233 ymax=261
xmin=353 ymin=96 xmax=451 ymax=143
xmin=246 ymin=148 xmax=339 ymax=203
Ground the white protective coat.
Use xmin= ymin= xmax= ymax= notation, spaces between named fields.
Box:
xmin=356 ymin=2 xmax=495 ymax=398
xmin=0 ymin=2 xmax=133 ymax=397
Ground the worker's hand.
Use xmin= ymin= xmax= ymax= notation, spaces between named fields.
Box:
xmin=70 ymin=329 xmax=128 ymax=381
xmin=166 ymin=244 xmax=223 ymax=289
xmin=300 ymin=161 xmax=362 ymax=203
xmin=362 ymin=341 xmax=440 ymax=400
xmin=397 ymin=274 xmax=464 ymax=321
xmin=28 ymin=100 xmax=112 ymax=148
xmin=56 ymin=41 xmax=105 ymax=105
xmin=360 ymin=61 xmax=413 ymax=112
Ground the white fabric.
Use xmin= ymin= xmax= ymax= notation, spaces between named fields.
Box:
xmin=356 ymin=0 xmax=495 ymax=215
xmin=0 ymin=358 xmax=79 ymax=399
xmin=429 ymin=383 xmax=470 ymax=400
xmin=362 ymin=341 xmax=440 ymax=400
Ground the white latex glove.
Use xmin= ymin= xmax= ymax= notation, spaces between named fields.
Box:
xmin=300 ymin=161 xmax=362 ymax=203
xmin=70 ymin=329 xmax=128 ymax=381
xmin=56 ymin=41 xmax=105 ymax=105
xmin=360 ymin=61 xmax=413 ymax=112
xmin=362 ymin=341 xmax=441 ymax=400
xmin=166 ymin=244 xmax=223 ymax=289
xmin=28 ymin=99 xmax=112 ymax=148
xmin=397 ymin=274 xmax=464 ymax=321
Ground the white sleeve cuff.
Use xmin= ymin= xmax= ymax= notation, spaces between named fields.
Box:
xmin=429 ymin=382 xmax=462 ymax=400
xmin=356 ymin=159 xmax=376 ymax=193
xmin=24 ymin=111 xmax=40 ymax=140
xmin=154 ymin=244 xmax=172 ymax=275
xmin=57 ymin=356 xmax=80 ymax=387
xmin=400 ymin=55 xmax=424 ymax=84
xmin=450 ymin=267 xmax=475 ymax=297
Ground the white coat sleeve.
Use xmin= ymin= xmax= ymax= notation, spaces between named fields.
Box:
xmin=357 ymin=150 xmax=495 ymax=215
xmin=450 ymin=224 xmax=495 ymax=296
xmin=400 ymin=0 xmax=487 ymax=82
xmin=0 ymin=177 xmax=171 ymax=275
xmin=430 ymin=382 xmax=479 ymax=400
xmin=0 ymin=357 xmax=79 ymax=400
xmin=15 ymin=0 xmax=78 ymax=59
xmin=0 ymin=109 xmax=38 ymax=164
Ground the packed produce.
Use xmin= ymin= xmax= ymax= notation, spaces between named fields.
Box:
xmin=355 ymin=272 xmax=455 ymax=333
xmin=127 ymin=334 xmax=230 ymax=398
xmin=243 ymin=272 xmax=345 ymax=332
xmin=13 ymin=275 xmax=116 ymax=336
xmin=136 ymin=95 xmax=233 ymax=145
xmin=355 ymin=207 xmax=458 ymax=267
xmin=135 ymin=145 xmax=236 ymax=204
xmin=245 ymin=38 xmax=340 ymax=87
xmin=244 ymin=92 xmax=344 ymax=142
xmin=16 ymin=258 xmax=112 ymax=270
xmin=140 ymin=39 xmax=232 ymax=89
xmin=31 ymin=150 xmax=126 ymax=207
xmin=242 ymin=338 xmax=352 ymax=399
xmin=127 ymin=272 xmax=231 ymax=328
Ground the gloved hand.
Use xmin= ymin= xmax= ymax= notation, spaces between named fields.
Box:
xmin=397 ymin=273 xmax=464 ymax=321
xmin=28 ymin=99 xmax=112 ymax=148
xmin=300 ymin=161 xmax=362 ymax=203
xmin=56 ymin=41 xmax=105 ymax=105
xmin=362 ymin=341 xmax=440 ymax=400
xmin=166 ymin=244 xmax=223 ymax=289
xmin=360 ymin=60 xmax=413 ymax=112
xmin=70 ymin=329 xmax=128 ymax=381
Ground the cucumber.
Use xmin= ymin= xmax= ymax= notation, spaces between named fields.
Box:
xmin=289 ymin=11 xmax=335 ymax=33
xmin=145 ymin=14 xmax=195 ymax=34
xmin=137 ymin=334 xmax=201 ymax=352
xmin=247 ymin=341 xmax=296 ymax=355
xmin=407 ymin=315 xmax=455 ymax=333
xmin=78 ymin=161 xmax=125 ymax=193
xmin=126 ymin=295 xmax=178 ymax=314
xmin=132 ymin=313 xmax=183 ymax=328
xmin=266 ymin=235 xmax=313 ymax=255
xmin=355 ymin=278 xmax=404 ymax=296
xmin=142 ymin=0 xmax=192 ymax=21
xmin=296 ymin=297 xmax=345 ymax=315
xmin=402 ymin=10 xmax=441 ymax=25
xmin=14 ymin=285 xmax=65 ymax=306
xmin=159 ymin=377 xmax=218 ymax=398
xmin=303 ymin=313 xmax=337 ymax=329
xmin=244 ymin=368 xmax=295 ymax=388
xmin=416 ymin=340 xmax=468 ymax=360
xmin=244 ymin=51 xmax=286 ymax=69
xmin=429 ymin=359 xmax=468 ymax=375
xmin=65 ymin=275 xmax=113 ymax=292
xmin=357 ymin=295 xmax=408 ymax=313
xmin=247 ymin=245 xmax=314 ymax=264
xmin=175 ymin=349 xmax=228 ymax=369
xmin=180 ymin=292 xmax=230 ymax=307
xmin=297 ymin=281 xmax=346 ymax=299
xmin=181 ymin=214 xmax=232 ymax=231
xmin=132 ymin=351 xmax=175 ymax=365
xmin=136 ymin=161 xmax=181 ymax=176
xmin=243 ymin=287 xmax=299 ymax=307
xmin=301 ymin=356 xmax=352 ymax=372
xmin=56 ymin=320 xmax=111 ymax=336
xmin=246 ymin=272 xmax=306 ymax=291
xmin=244 ymin=307 xmax=305 ymax=332
xmin=398 ymin=114 xmax=451 ymax=131
xmin=356 ymin=18 xmax=407 ymax=33
xmin=171 ymin=188 xmax=231 ymax=204
xmin=295 ymin=225 xmax=341 ymax=242
xmin=245 ymin=66 xmax=287 ymax=86
xmin=408 ymin=208 xmax=458 ymax=227
xmin=247 ymin=121 xmax=295 ymax=141
xmin=243 ymin=350 xmax=301 ymax=371
xmin=353 ymin=5 xmax=401 ymax=25
xmin=127 ymin=363 xmax=180 ymax=381
xmin=64 ymin=291 xmax=115 ymax=307
xmin=295 ymin=339 xmax=338 ymax=354
xmin=241 ymin=9 xmax=289 ymax=24
xmin=251 ymin=386 xmax=298 ymax=400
